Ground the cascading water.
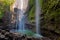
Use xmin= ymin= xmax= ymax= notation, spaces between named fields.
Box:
xmin=35 ymin=0 xmax=41 ymax=34
xmin=33 ymin=0 xmax=43 ymax=38
xmin=10 ymin=0 xmax=24 ymax=32
xmin=16 ymin=0 xmax=29 ymax=32
xmin=10 ymin=0 xmax=43 ymax=37
xmin=11 ymin=0 xmax=29 ymax=32
xmin=17 ymin=0 xmax=25 ymax=31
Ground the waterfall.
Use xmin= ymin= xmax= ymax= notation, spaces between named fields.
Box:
xmin=11 ymin=0 xmax=29 ymax=32
xmin=17 ymin=0 xmax=25 ymax=31
xmin=34 ymin=0 xmax=43 ymax=38
xmin=10 ymin=0 xmax=25 ymax=32
xmin=35 ymin=0 xmax=41 ymax=34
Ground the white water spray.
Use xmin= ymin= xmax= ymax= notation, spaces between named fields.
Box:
xmin=35 ymin=0 xmax=41 ymax=34
xmin=10 ymin=0 xmax=25 ymax=32
xmin=21 ymin=0 xmax=23 ymax=9
xmin=16 ymin=0 xmax=28 ymax=31
xmin=18 ymin=0 xmax=25 ymax=31
xmin=34 ymin=0 xmax=43 ymax=38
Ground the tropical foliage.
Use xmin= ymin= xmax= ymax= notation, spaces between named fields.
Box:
xmin=42 ymin=0 xmax=60 ymax=33
xmin=28 ymin=0 xmax=35 ymax=23
xmin=0 ymin=0 xmax=15 ymax=19
xmin=28 ymin=0 xmax=43 ymax=23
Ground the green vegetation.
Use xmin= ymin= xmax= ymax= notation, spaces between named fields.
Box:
xmin=28 ymin=0 xmax=43 ymax=23
xmin=42 ymin=0 xmax=60 ymax=34
xmin=28 ymin=0 xmax=35 ymax=23
xmin=29 ymin=0 xmax=60 ymax=38
xmin=0 ymin=0 xmax=15 ymax=19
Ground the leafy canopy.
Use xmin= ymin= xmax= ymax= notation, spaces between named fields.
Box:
xmin=0 ymin=0 xmax=15 ymax=19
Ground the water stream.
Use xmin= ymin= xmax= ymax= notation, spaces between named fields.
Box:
xmin=34 ymin=0 xmax=43 ymax=37
xmin=11 ymin=0 xmax=29 ymax=32
xmin=35 ymin=0 xmax=41 ymax=34
xmin=17 ymin=0 xmax=25 ymax=31
xmin=10 ymin=0 xmax=26 ymax=32
xmin=11 ymin=0 xmax=42 ymax=37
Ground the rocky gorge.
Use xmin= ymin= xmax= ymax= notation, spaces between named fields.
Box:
xmin=0 ymin=0 xmax=60 ymax=40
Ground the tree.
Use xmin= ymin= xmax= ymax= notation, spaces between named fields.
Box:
xmin=0 ymin=0 xmax=15 ymax=19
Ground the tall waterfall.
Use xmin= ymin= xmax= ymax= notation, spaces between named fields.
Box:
xmin=18 ymin=10 xmax=25 ymax=31
xmin=35 ymin=0 xmax=41 ymax=34
xmin=17 ymin=0 xmax=25 ymax=31
xmin=12 ymin=0 xmax=29 ymax=32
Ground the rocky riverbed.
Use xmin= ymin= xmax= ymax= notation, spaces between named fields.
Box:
xmin=0 ymin=29 xmax=51 ymax=40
